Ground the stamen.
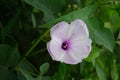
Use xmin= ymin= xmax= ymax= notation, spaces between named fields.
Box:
xmin=61 ymin=41 xmax=68 ymax=50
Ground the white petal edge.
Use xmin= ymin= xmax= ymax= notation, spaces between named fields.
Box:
xmin=47 ymin=39 xmax=66 ymax=61
xmin=50 ymin=21 xmax=70 ymax=42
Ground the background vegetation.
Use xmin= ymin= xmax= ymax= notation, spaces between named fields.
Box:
xmin=0 ymin=0 xmax=120 ymax=80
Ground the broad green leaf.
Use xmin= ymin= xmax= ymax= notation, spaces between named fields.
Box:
xmin=36 ymin=0 xmax=63 ymax=15
xmin=92 ymin=60 xmax=107 ymax=80
xmin=85 ymin=46 xmax=100 ymax=62
xmin=39 ymin=63 xmax=49 ymax=76
xmin=0 ymin=44 xmax=20 ymax=80
xmin=86 ymin=17 xmax=115 ymax=52
xmin=20 ymin=69 xmax=35 ymax=80
xmin=0 ymin=66 xmax=17 ymax=80
xmin=106 ymin=10 xmax=120 ymax=32
xmin=39 ymin=5 xmax=96 ymax=28
xmin=24 ymin=0 xmax=55 ymax=22
xmin=0 ymin=44 xmax=20 ymax=67
xmin=17 ymin=60 xmax=37 ymax=80
xmin=24 ymin=0 xmax=63 ymax=22
xmin=111 ymin=60 xmax=118 ymax=80
xmin=53 ymin=63 xmax=67 ymax=80
xmin=19 ymin=59 xmax=38 ymax=73
xmin=17 ymin=71 xmax=26 ymax=80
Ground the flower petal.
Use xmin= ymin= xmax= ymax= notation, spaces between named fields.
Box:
xmin=47 ymin=39 xmax=66 ymax=61
xmin=70 ymin=38 xmax=92 ymax=59
xmin=60 ymin=53 xmax=82 ymax=64
xmin=50 ymin=21 xmax=69 ymax=42
xmin=68 ymin=19 xmax=89 ymax=39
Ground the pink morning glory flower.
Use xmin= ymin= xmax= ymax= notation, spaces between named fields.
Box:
xmin=47 ymin=19 xmax=92 ymax=64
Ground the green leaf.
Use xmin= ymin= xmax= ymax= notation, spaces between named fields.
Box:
xmin=109 ymin=10 xmax=120 ymax=32
xmin=41 ymin=76 xmax=52 ymax=80
xmin=111 ymin=60 xmax=118 ymax=80
xmin=24 ymin=0 xmax=55 ymax=22
xmin=86 ymin=17 xmax=115 ymax=52
xmin=0 ymin=44 xmax=20 ymax=67
xmin=0 ymin=65 xmax=17 ymax=80
xmin=35 ymin=0 xmax=63 ymax=15
xmin=39 ymin=63 xmax=49 ymax=76
xmin=39 ymin=5 xmax=96 ymax=28
xmin=0 ymin=44 xmax=20 ymax=80
xmin=92 ymin=60 xmax=107 ymax=80
xmin=19 ymin=59 xmax=38 ymax=73
xmin=35 ymin=63 xmax=50 ymax=80
xmin=20 ymin=69 xmax=35 ymax=80
xmin=85 ymin=46 xmax=100 ymax=62
xmin=53 ymin=63 xmax=67 ymax=80
xmin=24 ymin=0 xmax=63 ymax=22
xmin=18 ymin=60 xmax=38 ymax=80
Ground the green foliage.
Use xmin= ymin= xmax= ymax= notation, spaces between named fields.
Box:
xmin=0 ymin=44 xmax=20 ymax=80
xmin=24 ymin=0 xmax=63 ymax=22
xmin=39 ymin=5 xmax=96 ymax=28
xmin=0 ymin=0 xmax=120 ymax=80
xmin=20 ymin=69 xmax=35 ymax=80
xmin=19 ymin=60 xmax=37 ymax=73
xmin=35 ymin=63 xmax=51 ymax=80
xmin=86 ymin=17 xmax=115 ymax=52
xmin=0 ymin=44 xmax=20 ymax=67
xmin=111 ymin=60 xmax=118 ymax=80
xmin=53 ymin=63 xmax=68 ymax=80
xmin=93 ymin=60 xmax=107 ymax=80
xmin=20 ymin=63 xmax=51 ymax=80
xmin=85 ymin=46 xmax=100 ymax=62
xmin=39 ymin=63 xmax=49 ymax=76
xmin=0 ymin=66 xmax=18 ymax=80
xmin=109 ymin=10 xmax=120 ymax=32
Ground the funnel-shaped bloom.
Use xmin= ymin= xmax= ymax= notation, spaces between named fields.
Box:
xmin=47 ymin=19 xmax=92 ymax=64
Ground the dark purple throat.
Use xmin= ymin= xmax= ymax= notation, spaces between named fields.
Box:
xmin=61 ymin=41 xmax=69 ymax=50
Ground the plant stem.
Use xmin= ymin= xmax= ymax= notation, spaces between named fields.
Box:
xmin=13 ymin=29 xmax=50 ymax=70
xmin=28 ymin=48 xmax=46 ymax=57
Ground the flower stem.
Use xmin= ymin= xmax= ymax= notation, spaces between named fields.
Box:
xmin=28 ymin=48 xmax=46 ymax=57
xmin=12 ymin=29 xmax=50 ymax=70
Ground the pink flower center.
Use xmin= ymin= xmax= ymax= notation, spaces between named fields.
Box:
xmin=61 ymin=41 xmax=69 ymax=50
